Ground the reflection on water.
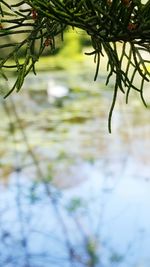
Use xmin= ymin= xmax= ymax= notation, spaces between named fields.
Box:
xmin=0 ymin=68 xmax=150 ymax=267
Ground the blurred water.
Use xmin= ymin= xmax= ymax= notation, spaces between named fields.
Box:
xmin=0 ymin=69 xmax=150 ymax=267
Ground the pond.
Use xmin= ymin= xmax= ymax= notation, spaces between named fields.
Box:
xmin=0 ymin=62 xmax=150 ymax=267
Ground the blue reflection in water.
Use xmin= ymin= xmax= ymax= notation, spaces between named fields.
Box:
xmin=0 ymin=158 xmax=150 ymax=267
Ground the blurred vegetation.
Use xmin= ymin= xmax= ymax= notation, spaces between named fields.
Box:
xmin=59 ymin=28 xmax=83 ymax=58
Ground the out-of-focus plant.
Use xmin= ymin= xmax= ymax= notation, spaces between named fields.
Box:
xmin=0 ymin=0 xmax=150 ymax=131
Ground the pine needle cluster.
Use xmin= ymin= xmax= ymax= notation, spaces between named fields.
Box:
xmin=0 ymin=0 xmax=150 ymax=131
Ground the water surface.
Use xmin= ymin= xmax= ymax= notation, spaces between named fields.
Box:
xmin=0 ymin=67 xmax=150 ymax=267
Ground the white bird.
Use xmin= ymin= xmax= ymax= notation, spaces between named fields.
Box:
xmin=47 ymin=79 xmax=69 ymax=104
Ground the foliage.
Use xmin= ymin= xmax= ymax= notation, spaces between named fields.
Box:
xmin=0 ymin=0 xmax=150 ymax=131
xmin=59 ymin=28 xmax=82 ymax=58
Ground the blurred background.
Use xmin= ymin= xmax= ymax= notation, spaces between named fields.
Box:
xmin=0 ymin=23 xmax=150 ymax=267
